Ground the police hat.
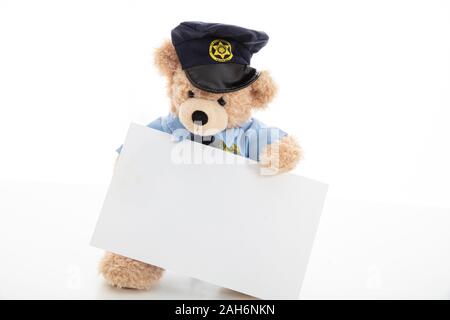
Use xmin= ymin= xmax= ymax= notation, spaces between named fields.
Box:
xmin=171 ymin=22 xmax=269 ymax=93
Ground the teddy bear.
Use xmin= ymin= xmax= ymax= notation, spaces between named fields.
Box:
xmin=99 ymin=22 xmax=303 ymax=290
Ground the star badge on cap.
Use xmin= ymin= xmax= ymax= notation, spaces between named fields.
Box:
xmin=171 ymin=21 xmax=269 ymax=93
xmin=209 ymin=39 xmax=233 ymax=62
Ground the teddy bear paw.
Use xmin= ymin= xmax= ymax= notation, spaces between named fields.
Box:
xmin=99 ymin=252 xmax=164 ymax=290
xmin=260 ymin=135 xmax=303 ymax=174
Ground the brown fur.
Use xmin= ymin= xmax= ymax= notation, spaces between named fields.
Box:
xmin=260 ymin=135 xmax=303 ymax=173
xmin=99 ymin=252 xmax=164 ymax=289
xmin=154 ymin=40 xmax=180 ymax=78
xmin=250 ymin=71 xmax=278 ymax=108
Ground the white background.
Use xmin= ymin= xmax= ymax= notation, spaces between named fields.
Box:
xmin=0 ymin=0 xmax=449 ymax=299
xmin=0 ymin=0 xmax=449 ymax=207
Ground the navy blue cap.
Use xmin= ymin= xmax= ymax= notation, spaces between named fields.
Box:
xmin=171 ymin=22 xmax=269 ymax=93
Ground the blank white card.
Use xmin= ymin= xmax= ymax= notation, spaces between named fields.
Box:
xmin=91 ymin=123 xmax=328 ymax=299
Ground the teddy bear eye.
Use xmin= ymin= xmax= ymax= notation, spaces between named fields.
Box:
xmin=217 ymin=97 xmax=226 ymax=106
xmin=188 ymin=90 xmax=195 ymax=98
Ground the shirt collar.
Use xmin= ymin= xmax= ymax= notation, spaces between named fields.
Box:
xmin=165 ymin=113 xmax=189 ymax=142
xmin=213 ymin=118 xmax=253 ymax=148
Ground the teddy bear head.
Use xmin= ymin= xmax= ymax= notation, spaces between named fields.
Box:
xmin=154 ymin=41 xmax=277 ymax=137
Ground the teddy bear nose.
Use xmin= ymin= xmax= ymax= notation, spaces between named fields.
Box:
xmin=191 ymin=110 xmax=209 ymax=126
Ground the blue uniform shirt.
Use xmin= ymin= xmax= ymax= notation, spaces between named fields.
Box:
xmin=118 ymin=113 xmax=286 ymax=162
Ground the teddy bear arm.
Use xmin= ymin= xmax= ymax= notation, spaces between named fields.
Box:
xmin=259 ymin=135 xmax=303 ymax=173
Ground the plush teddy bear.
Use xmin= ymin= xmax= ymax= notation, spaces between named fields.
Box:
xmin=99 ymin=22 xmax=303 ymax=290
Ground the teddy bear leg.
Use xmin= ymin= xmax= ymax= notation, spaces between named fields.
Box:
xmin=260 ymin=135 xmax=303 ymax=173
xmin=99 ymin=252 xmax=164 ymax=290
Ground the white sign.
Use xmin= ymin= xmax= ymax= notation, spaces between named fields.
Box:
xmin=91 ymin=123 xmax=328 ymax=299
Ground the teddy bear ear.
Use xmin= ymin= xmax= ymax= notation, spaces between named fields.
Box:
xmin=250 ymin=70 xmax=278 ymax=108
xmin=154 ymin=40 xmax=181 ymax=78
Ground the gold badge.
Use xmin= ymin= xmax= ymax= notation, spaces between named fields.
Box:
xmin=222 ymin=142 xmax=240 ymax=155
xmin=209 ymin=39 xmax=233 ymax=62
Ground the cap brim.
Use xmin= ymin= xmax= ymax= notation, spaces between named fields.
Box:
xmin=185 ymin=64 xmax=259 ymax=94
